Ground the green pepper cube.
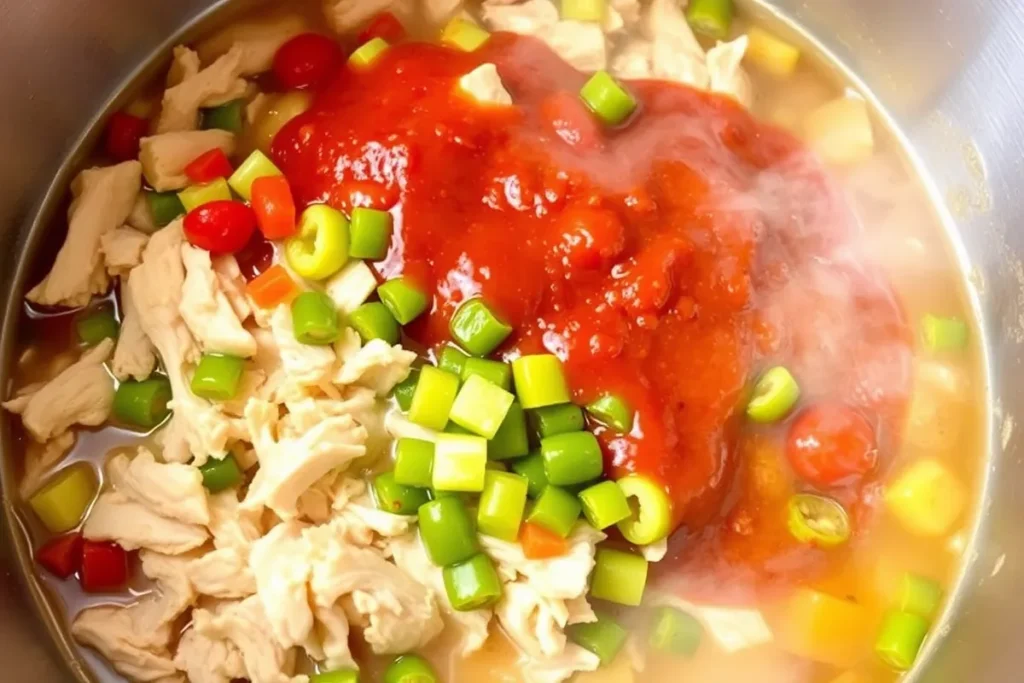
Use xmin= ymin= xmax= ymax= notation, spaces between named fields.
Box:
xmin=348 ymin=207 xmax=393 ymax=260
xmin=898 ymin=573 xmax=944 ymax=621
xmin=443 ymin=552 xmax=504 ymax=610
xmin=578 ymin=479 xmax=631 ymax=530
xmin=488 ymin=401 xmax=530 ymax=460
xmin=373 ymin=471 xmax=430 ymax=515
xmin=540 ymin=431 xmax=603 ymax=486
xmin=685 ymin=0 xmax=734 ymax=40
xmin=113 ymin=377 xmax=173 ymax=428
xmin=408 ymin=366 xmax=460 ymax=430
xmin=391 ymin=368 xmax=419 ymax=411
xmin=310 ymin=669 xmax=360 ymax=683
xmin=418 ymin=497 xmax=479 ymax=566
xmin=378 ymin=277 xmax=428 ymax=325
xmin=438 ymin=344 xmax=470 ymax=375
xmin=512 ymin=354 xmax=571 ymax=409
xmin=449 ymin=374 xmax=515 ymax=439
xmin=526 ymin=485 xmax=581 ymax=537
xmin=190 ymin=354 xmax=246 ymax=401
xmin=921 ymin=313 xmax=968 ymax=352
xmin=76 ymin=306 xmax=119 ymax=346
xmin=349 ymin=38 xmax=389 ymax=69
xmin=199 ymin=454 xmax=243 ymax=493
xmin=201 ymin=99 xmax=245 ymax=133
xmin=477 ymin=471 xmax=529 ymax=540
xmin=292 ymin=291 xmax=342 ymax=345
xmin=874 ymin=609 xmax=930 ymax=671
xmin=579 ymin=70 xmax=637 ymax=126
xmin=228 ymin=149 xmax=282 ymax=201
xmin=449 ymin=298 xmax=512 ymax=356
xmin=528 ymin=403 xmax=584 ymax=439
xmin=585 ymin=394 xmax=634 ymax=433
xmin=394 ymin=438 xmax=434 ymax=488
xmin=649 ymin=606 xmax=703 ymax=656
xmin=432 ymin=433 xmax=488 ymax=492
xmin=590 ymin=548 xmax=648 ymax=606
xmin=29 ymin=465 xmax=98 ymax=533
xmin=567 ymin=613 xmax=628 ymax=665
xmin=348 ymin=302 xmax=400 ymax=345
xmin=461 ymin=357 xmax=513 ymax=391
xmin=512 ymin=451 xmax=549 ymax=498
xmin=384 ymin=655 xmax=437 ymax=683
xmin=146 ymin=190 xmax=186 ymax=227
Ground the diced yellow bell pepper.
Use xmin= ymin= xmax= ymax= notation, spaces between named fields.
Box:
xmin=178 ymin=177 xmax=232 ymax=212
xmin=228 ymin=149 xmax=282 ymax=201
xmin=884 ymin=458 xmax=966 ymax=537
xmin=802 ymin=96 xmax=875 ymax=166
xmin=771 ymin=588 xmax=874 ymax=667
xmin=746 ymin=27 xmax=801 ymax=78
xmin=29 ymin=465 xmax=98 ymax=533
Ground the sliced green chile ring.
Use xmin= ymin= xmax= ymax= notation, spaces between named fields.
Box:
xmin=285 ymin=204 xmax=350 ymax=280
xmin=615 ymin=474 xmax=673 ymax=545
xmin=746 ymin=365 xmax=800 ymax=423
xmin=786 ymin=493 xmax=851 ymax=548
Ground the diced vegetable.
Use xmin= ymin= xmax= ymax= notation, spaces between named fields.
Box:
xmin=561 ymin=0 xmax=606 ymax=22
xmin=272 ymin=33 xmax=343 ymax=90
xmin=285 ymin=204 xmax=350 ymax=280
xmin=579 ymin=480 xmax=631 ymax=530
xmin=349 ymin=207 xmax=393 ymax=260
xmin=246 ymin=263 xmax=301 ymax=309
xmin=489 ymin=401 xmax=530 ymax=460
xmin=349 ymin=38 xmax=390 ymax=69
xmin=36 ymin=532 xmax=84 ymax=579
xmin=685 ymin=0 xmax=734 ymax=40
xmin=884 ymin=458 xmax=966 ymax=537
xmin=746 ymin=366 xmax=800 ymax=423
xmin=590 ymin=548 xmax=648 ymax=606
xmin=433 ymin=433 xmax=488 ymax=492
xmin=251 ymin=91 xmax=313 ymax=154
xmin=76 ymin=306 xmax=119 ymax=346
xmin=378 ymin=278 xmax=429 ymax=325
xmin=449 ymin=374 xmax=515 ymax=439
xmin=190 ymin=353 xmax=245 ymax=401
xmin=251 ymin=175 xmax=297 ymax=239
xmin=512 ymin=451 xmax=549 ymax=498
xmin=540 ymin=431 xmax=603 ymax=486
xmin=773 ymin=588 xmax=874 ymax=667
xmin=348 ymin=302 xmax=401 ymax=345
xmin=526 ymin=485 xmax=581 ymax=537
xmin=898 ymin=573 xmax=944 ymax=621
xmin=178 ymin=178 xmax=233 ymax=212
xmin=450 ymin=298 xmax=512 ymax=356
xmin=585 ymin=394 xmax=633 ymax=433
xmin=520 ymin=521 xmax=569 ymax=559
xmin=418 ymin=497 xmax=479 ymax=566
xmin=438 ymin=345 xmax=469 ymax=375
xmin=184 ymin=148 xmax=234 ymax=184
xmin=104 ymin=111 xmax=148 ymax=162
xmin=183 ymin=200 xmax=257 ymax=255
xmin=394 ymin=438 xmax=434 ymax=488
xmin=79 ymin=540 xmax=129 ymax=593
xmin=461 ymin=358 xmax=512 ymax=391
xmin=408 ymin=366 xmax=460 ymax=430
xmin=568 ymin=613 xmax=628 ymax=665
xmin=874 ymin=610 xmax=929 ymax=671
xmin=512 ymin=354 xmax=571 ymax=410
xmin=383 ymin=655 xmax=438 ymax=683
xmin=802 ymin=96 xmax=874 ymax=166
xmin=786 ymin=403 xmax=878 ymax=487
xmin=374 ymin=471 xmax=431 ymax=515
xmin=649 ymin=606 xmax=703 ymax=656
xmin=113 ymin=377 xmax=172 ymax=428
xmin=746 ymin=26 xmax=801 ymax=78
xmin=441 ymin=17 xmax=490 ymax=52
xmin=236 ymin=234 xmax=276 ymax=281
xmin=786 ymin=493 xmax=851 ymax=548
xmin=198 ymin=454 xmax=243 ymax=493
xmin=291 ymin=291 xmax=342 ymax=345
xmin=921 ymin=314 xmax=968 ymax=352
xmin=392 ymin=368 xmax=419 ymax=411
xmin=29 ymin=466 xmax=98 ymax=533
xmin=529 ymin=403 xmax=584 ymax=440
xmin=443 ymin=552 xmax=504 ymax=610
xmin=616 ymin=474 xmax=672 ymax=545
xmin=228 ymin=149 xmax=283 ymax=201
xmin=201 ymin=99 xmax=244 ymax=133
xmin=477 ymin=471 xmax=529 ymax=540
xmin=310 ymin=669 xmax=359 ymax=683
xmin=579 ymin=71 xmax=637 ymax=126
xmin=146 ymin=190 xmax=186 ymax=227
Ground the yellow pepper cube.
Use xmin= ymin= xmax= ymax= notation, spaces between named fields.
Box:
xmin=884 ymin=458 xmax=966 ymax=537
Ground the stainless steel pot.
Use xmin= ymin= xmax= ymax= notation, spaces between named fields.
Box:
xmin=1 ymin=1 xmax=1021 ymax=681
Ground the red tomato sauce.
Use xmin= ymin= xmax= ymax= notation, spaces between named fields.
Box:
xmin=273 ymin=35 xmax=912 ymax=596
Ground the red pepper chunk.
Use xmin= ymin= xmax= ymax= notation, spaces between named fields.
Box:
xmin=251 ymin=176 xmax=298 ymax=239
xmin=358 ymin=11 xmax=406 ymax=44
xmin=79 ymin=541 xmax=128 ymax=592
xmin=184 ymin=148 xmax=234 ymax=183
xmin=104 ymin=111 xmax=148 ymax=162
xmin=273 ymin=33 xmax=344 ymax=90
xmin=183 ymin=200 xmax=257 ymax=254
xmin=36 ymin=532 xmax=84 ymax=580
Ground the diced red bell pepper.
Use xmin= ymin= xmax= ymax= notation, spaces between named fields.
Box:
xmin=79 ymin=540 xmax=129 ymax=592
xmin=358 ymin=11 xmax=406 ymax=44
xmin=184 ymin=148 xmax=234 ymax=184
xmin=104 ymin=111 xmax=149 ymax=162
xmin=36 ymin=532 xmax=84 ymax=580
xmin=250 ymin=175 xmax=298 ymax=239
xmin=183 ymin=200 xmax=258 ymax=254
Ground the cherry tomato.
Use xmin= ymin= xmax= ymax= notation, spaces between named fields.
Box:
xmin=184 ymin=148 xmax=234 ymax=183
xmin=104 ymin=111 xmax=148 ymax=162
xmin=273 ymin=33 xmax=343 ymax=90
xmin=785 ymin=403 xmax=879 ymax=487
xmin=251 ymin=175 xmax=297 ymax=239
xmin=183 ymin=200 xmax=257 ymax=255
xmin=555 ymin=206 xmax=625 ymax=272
xmin=79 ymin=540 xmax=128 ymax=593
xmin=36 ymin=532 xmax=83 ymax=579
xmin=540 ymin=91 xmax=603 ymax=151
xmin=358 ymin=11 xmax=406 ymax=44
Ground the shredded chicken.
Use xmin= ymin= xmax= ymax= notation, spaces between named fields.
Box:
xmin=540 ymin=21 xmax=607 ymax=72
xmin=270 ymin=305 xmax=337 ymax=391
xmin=100 ymin=226 xmax=150 ymax=278
xmin=333 ymin=332 xmax=416 ymax=396
xmin=458 ymin=63 xmax=513 ymax=106
xmin=482 ymin=523 xmax=605 ymax=599
xmin=174 ymin=627 xmax=247 ymax=683
xmin=250 ymin=521 xmax=317 ymax=648
xmin=126 ymin=192 xmax=158 ymax=234
xmin=107 ymin=448 xmax=210 ymax=525
xmin=707 ymin=36 xmax=754 ymax=108
xmin=157 ymin=45 xmax=249 ymax=133
xmin=180 ymin=243 xmax=257 ymax=358
xmin=26 ymin=161 xmax=142 ymax=307
xmin=139 ymin=130 xmax=236 ymax=191
xmin=188 ymin=546 xmax=257 ymax=598
xmin=330 ymin=478 xmax=416 ymax=547
xmin=3 ymin=339 xmax=115 ymax=443
xmin=168 ymin=45 xmax=202 ymax=87
xmin=84 ymin=491 xmax=210 ymax=554
xmin=197 ymin=12 xmax=309 ymax=75
xmin=522 ymin=645 xmax=602 ymax=683
xmin=498 ymin=580 xmax=572 ymax=658
xmin=112 ymin=274 xmax=157 ymax=381
xmin=212 ymin=254 xmax=253 ymax=322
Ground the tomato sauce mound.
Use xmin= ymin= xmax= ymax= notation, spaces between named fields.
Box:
xmin=273 ymin=34 xmax=912 ymax=595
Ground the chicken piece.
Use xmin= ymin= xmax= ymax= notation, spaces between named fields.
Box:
xmin=250 ymin=520 xmax=316 ymax=648
xmin=168 ymin=45 xmax=202 ymax=87
xmin=84 ymin=491 xmax=209 ymax=554
xmin=497 ymin=581 xmax=570 ymax=658
xmin=242 ymin=398 xmax=367 ymax=519
xmin=481 ymin=523 xmax=605 ymax=599
xmin=333 ymin=333 xmax=416 ymax=396
xmin=126 ymin=192 xmax=158 ymax=234
xmin=219 ymin=364 xmax=268 ymax=417
xmin=322 ymin=0 xmax=411 ymax=35
xmin=610 ymin=39 xmax=654 ymax=79
xmin=384 ymin=409 xmax=441 ymax=442
xmin=180 ymin=243 xmax=257 ymax=357
xmin=18 ymin=432 xmax=76 ymax=499
xmin=107 ymin=448 xmax=210 ymax=525
xmin=136 ymin=551 xmax=199 ymax=635
xmin=323 ymin=261 xmax=378 ymax=315
xmin=458 ymin=63 xmax=513 ymax=106
xmin=212 ymin=254 xmax=252 ymax=322
xmin=101 ymin=226 xmax=150 ymax=278
xmin=192 ymin=596 xmax=307 ymax=683
xmin=296 ymin=471 xmax=340 ymax=524
xmin=608 ymin=0 xmax=641 ymax=28
xmin=197 ymin=12 xmax=309 ymax=76
xmin=639 ymin=537 xmax=668 ymax=562
xmin=156 ymin=45 xmax=249 ymax=134
xmin=174 ymin=628 xmax=246 ymax=683
xmin=540 ymin=21 xmax=607 ymax=72
xmin=480 ymin=0 xmax=559 ymax=34
xmin=271 ymin=305 xmax=338 ymax=390
xmin=139 ymin=130 xmax=236 ymax=191
xmin=27 ymin=161 xmax=142 ymax=307
xmin=188 ymin=546 xmax=257 ymax=599
xmin=390 ymin=532 xmax=492 ymax=656
xmin=522 ymin=645 xmax=601 ymax=683
xmin=646 ymin=0 xmax=709 ymax=88
xmin=706 ymin=36 xmax=753 ymax=108
xmin=3 ymin=339 xmax=115 ymax=442
xmin=112 ymin=275 xmax=157 ymax=381
xmin=208 ymin=490 xmax=264 ymax=549
xmin=312 ymin=604 xmax=357 ymax=670
xmin=330 ymin=479 xmax=415 ymax=547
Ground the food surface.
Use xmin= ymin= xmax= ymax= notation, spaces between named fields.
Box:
xmin=2 ymin=1 xmax=983 ymax=683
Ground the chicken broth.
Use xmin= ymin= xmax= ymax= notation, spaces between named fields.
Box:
xmin=2 ymin=1 xmax=985 ymax=683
